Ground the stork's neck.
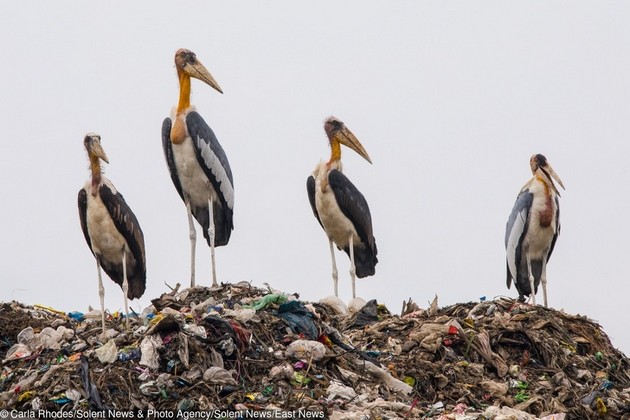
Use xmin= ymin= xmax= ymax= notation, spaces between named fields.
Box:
xmin=177 ymin=69 xmax=192 ymax=114
xmin=534 ymin=172 xmax=556 ymax=194
xmin=328 ymin=139 xmax=341 ymax=164
xmin=535 ymin=174 xmax=555 ymax=227
xmin=89 ymin=155 xmax=102 ymax=196
xmin=171 ymin=69 xmax=192 ymax=144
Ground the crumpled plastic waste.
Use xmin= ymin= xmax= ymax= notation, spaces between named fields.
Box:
xmin=202 ymin=366 xmax=237 ymax=385
xmin=350 ymin=299 xmax=379 ymax=327
xmin=94 ymin=339 xmax=117 ymax=364
xmin=139 ymin=334 xmax=162 ymax=370
xmin=275 ymin=300 xmax=318 ymax=339
xmin=326 ymin=380 xmax=357 ymax=400
xmin=285 ymin=339 xmax=327 ymax=361
xmin=80 ymin=356 xmax=109 ymax=410
xmin=245 ymin=293 xmax=288 ymax=311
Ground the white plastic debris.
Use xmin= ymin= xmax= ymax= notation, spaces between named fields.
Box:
xmin=348 ymin=297 xmax=367 ymax=314
xmin=35 ymin=364 xmax=63 ymax=387
xmin=319 ymin=296 xmax=348 ymax=316
xmin=190 ymin=297 xmax=216 ymax=314
xmin=539 ymin=414 xmax=566 ymax=420
xmin=408 ymin=323 xmax=449 ymax=352
xmin=203 ymin=366 xmax=237 ymax=385
xmin=269 ymin=363 xmax=294 ymax=380
xmin=17 ymin=327 xmax=35 ymax=345
xmin=139 ymin=334 xmax=163 ymax=370
xmin=101 ymin=328 xmax=119 ymax=341
xmin=3 ymin=343 xmax=31 ymax=362
xmin=65 ymin=389 xmax=82 ymax=402
xmin=223 ymin=307 xmax=256 ymax=323
xmin=326 ymin=380 xmax=357 ymax=400
xmin=183 ymin=323 xmax=207 ymax=338
xmin=83 ymin=309 xmax=104 ymax=320
xmin=285 ymin=339 xmax=327 ymax=361
xmin=482 ymin=405 xmax=537 ymax=419
xmin=34 ymin=327 xmax=62 ymax=350
xmin=95 ymin=339 xmax=117 ymax=364
xmin=345 ymin=354 xmax=413 ymax=395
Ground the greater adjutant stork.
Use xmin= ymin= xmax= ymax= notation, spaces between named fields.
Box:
xmin=78 ymin=134 xmax=146 ymax=333
xmin=307 ymin=117 xmax=378 ymax=298
xmin=162 ymin=48 xmax=234 ymax=287
xmin=505 ymin=154 xmax=565 ymax=307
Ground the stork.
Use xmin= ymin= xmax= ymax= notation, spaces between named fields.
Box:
xmin=162 ymin=48 xmax=234 ymax=287
xmin=307 ymin=117 xmax=378 ymax=298
xmin=505 ymin=154 xmax=565 ymax=307
xmin=78 ymin=134 xmax=146 ymax=334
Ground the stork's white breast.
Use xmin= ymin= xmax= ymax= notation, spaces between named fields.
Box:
xmin=172 ymin=137 xmax=218 ymax=207
xmin=313 ymin=163 xmax=361 ymax=249
xmin=85 ymin=179 xmax=129 ymax=264
xmin=523 ymin=180 xmax=558 ymax=259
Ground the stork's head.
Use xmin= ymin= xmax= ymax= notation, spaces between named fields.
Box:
xmin=175 ymin=48 xmax=223 ymax=94
xmin=324 ymin=117 xmax=372 ymax=164
xmin=530 ymin=153 xmax=564 ymax=195
xmin=84 ymin=133 xmax=109 ymax=164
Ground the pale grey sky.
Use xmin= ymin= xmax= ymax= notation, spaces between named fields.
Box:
xmin=1 ymin=2 xmax=629 ymax=354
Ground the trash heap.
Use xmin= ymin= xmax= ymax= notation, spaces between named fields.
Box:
xmin=1 ymin=282 xmax=629 ymax=419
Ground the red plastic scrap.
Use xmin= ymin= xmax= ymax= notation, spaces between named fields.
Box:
xmin=229 ymin=321 xmax=252 ymax=351
xmin=318 ymin=334 xmax=333 ymax=348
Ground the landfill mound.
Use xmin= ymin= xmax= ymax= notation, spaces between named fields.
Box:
xmin=1 ymin=282 xmax=629 ymax=419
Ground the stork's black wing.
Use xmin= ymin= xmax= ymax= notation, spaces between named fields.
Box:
xmin=77 ymin=188 xmax=93 ymax=254
xmin=306 ymin=175 xmax=323 ymax=229
xmin=186 ymin=111 xmax=234 ymax=246
xmin=328 ymin=170 xmax=378 ymax=277
xmin=99 ymin=183 xmax=147 ymax=299
xmin=186 ymin=111 xmax=234 ymax=211
xmin=505 ymin=189 xmax=533 ymax=289
xmin=162 ymin=118 xmax=185 ymax=202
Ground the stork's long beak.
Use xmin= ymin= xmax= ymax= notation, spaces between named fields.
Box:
xmin=85 ymin=134 xmax=109 ymax=164
xmin=182 ymin=59 xmax=223 ymax=94
xmin=541 ymin=165 xmax=564 ymax=196
xmin=336 ymin=126 xmax=372 ymax=164
xmin=92 ymin=141 xmax=109 ymax=164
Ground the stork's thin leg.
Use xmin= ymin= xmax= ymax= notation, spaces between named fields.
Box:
xmin=121 ymin=250 xmax=130 ymax=331
xmin=349 ymin=233 xmax=356 ymax=299
xmin=329 ymin=239 xmax=338 ymax=297
xmin=541 ymin=254 xmax=549 ymax=308
xmin=526 ymin=252 xmax=537 ymax=306
xmin=186 ymin=199 xmax=197 ymax=287
xmin=208 ymin=199 xmax=217 ymax=287
xmin=96 ymin=257 xmax=106 ymax=335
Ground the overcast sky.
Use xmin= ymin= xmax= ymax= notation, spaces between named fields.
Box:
xmin=1 ymin=2 xmax=629 ymax=354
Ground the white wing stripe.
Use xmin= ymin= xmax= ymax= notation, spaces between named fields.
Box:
xmin=196 ymin=135 xmax=234 ymax=209
xmin=506 ymin=209 xmax=528 ymax=278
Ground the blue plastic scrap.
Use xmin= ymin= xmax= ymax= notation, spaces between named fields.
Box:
xmin=275 ymin=301 xmax=318 ymax=340
xmin=67 ymin=311 xmax=85 ymax=322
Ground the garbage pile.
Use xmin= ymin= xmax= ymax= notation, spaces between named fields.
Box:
xmin=1 ymin=282 xmax=629 ymax=419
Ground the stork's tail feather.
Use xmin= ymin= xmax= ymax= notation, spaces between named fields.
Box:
xmin=350 ymin=246 xmax=378 ymax=278
xmin=127 ymin=275 xmax=146 ymax=300
xmin=194 ymin=202 xmax=233 ymax=247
